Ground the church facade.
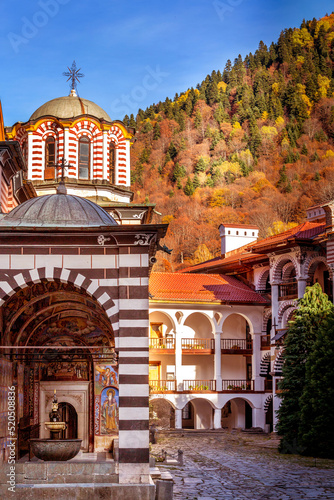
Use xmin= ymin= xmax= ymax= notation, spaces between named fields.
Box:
xmin=0 ymin=86 xmax=167 ymax=496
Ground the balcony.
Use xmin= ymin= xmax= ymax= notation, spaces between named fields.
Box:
xmin=181 ymin=338 xmax=215 ymax=354
xmin=261 ymin=335 xmax=271 ymax=349
xmin=149 ymin=379 xmax=176 ymax=393
xmin=279 ymin=281 xmax=297 ymax=300
xmin=149 ymin=337 xmax=175 ymax=354
xmin=183 ymin=379 xmax=216 ymax=392
xmin=221 ymin=338 xmax=252 ymax=354
xmin=221 ymin=379 xmax=253 ymax=391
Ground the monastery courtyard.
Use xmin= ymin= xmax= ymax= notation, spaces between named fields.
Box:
xmin=151 ymin=432 xmax=334 ymax=500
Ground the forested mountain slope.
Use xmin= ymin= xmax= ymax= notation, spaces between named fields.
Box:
xmin=125 ymin=14 xmax=334 ymax=270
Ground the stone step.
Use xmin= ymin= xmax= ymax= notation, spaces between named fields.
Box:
xmin=13 ymin=461 xmax=118 ymax=484
xmin=1 ymin=483 xmax=155 ymax=500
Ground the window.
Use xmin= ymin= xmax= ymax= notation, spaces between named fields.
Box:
xmin=79 ymin=137 xmax=90 ymax=179
xmin=44 ymin=137 xmax=56 ymax=180
xmin=109 ymin=143 xmax=116 ymax=184
xmin=244 ymin=231 xmax=247 ymax=236
xmin=236 ymin=231 xmax=239 ymax=235
xmin=228 ymin=230 xmax=231 ymax=235
xmin=252 ymin=232 xmax=255 ymax=236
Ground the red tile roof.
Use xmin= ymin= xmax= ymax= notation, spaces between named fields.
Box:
xmin=182 ymin=221 xmax=326 ymax=273
xmin=149 ymin=273 xmax=268 ymax=304
xmin=250 ymin=221 xmax=326 ymax=250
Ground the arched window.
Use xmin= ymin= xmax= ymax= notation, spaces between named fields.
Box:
xmin=109 ymin=143 xmax=116 ymax=184
xmin=45 ymin=137 xmax=56 ymax=180
xmin=79 ymin=137 xmax=90 ymax=179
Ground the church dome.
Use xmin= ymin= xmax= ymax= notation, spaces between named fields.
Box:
xmin=0 ymin=191 xmax=117 ymax=228
xmin=29 ymin=94 xmax=111 ymax=121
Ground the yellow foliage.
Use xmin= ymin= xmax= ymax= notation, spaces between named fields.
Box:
xmin=314 ymin=19 xmax=331 ymax=38
xmin=216 ymin=161 xmax=241 ymax=176
xmin=322 ymin=150 xmax=334 ymax=159
xmin=161 ymin=215 xmax=175 ymax=224
xmin=317 ymin=75 xmax=331 ymax=99
xmin=267 ymin=221 xmax=299 ymax=236
xmin=251 ymin=177 xmax=272 ymax=193
xmin=238 ymin=149 xmax=253 ymax=166
xmin=296 ymin=55 xmax=305 ymax=66
xmin=260 ymin=126 xmax=278 ymax=139
xmin=272 ymin=82 xmax=280 ymax=95
xmin=296 ymin=83 xmax=306 ymax=95
xmin=191 ymin=244 xmax=214 ymax=265
xmin=327 ymin=32 xmax=334 ymax=43
xmin=301 ymin=94 xmax=312 ymax=115
xmin=218 ymin=81 xmax=227 ymax=93
xmin=275 ymin=116 xmax=285 ymax=129
xmin=281 ymin=137 xmax=290 ymax=150
xmin=232 ymin=121 xmax=241 ymax=130
xmin=262 ymin=111 xmax=269 ymax=121
xmin=292 ymin=28 xmax=314 ymax=48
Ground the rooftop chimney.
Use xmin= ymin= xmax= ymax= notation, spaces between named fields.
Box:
xmin=219 ymin=223 xmax=259 ymax=256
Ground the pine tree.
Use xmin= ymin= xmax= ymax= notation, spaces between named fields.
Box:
xmin=195 ymin=157 xmax=207 ymax=173
xmin=277 ymin=283 xmax=333 ymax=454
xmin=153 ymin=123 xmax=161 ymax=140
xmin=184 ymin=177 xmax=194 ymax=196
xmin=123 ymin=114 xmax=130 ymax=126
xmin=301 ymin=143 xmax=308 ymax=155
xmin=298 ymin=313 xmax=334 ymax=458
xmin=193 ymin=174 xmax=200 ymax=189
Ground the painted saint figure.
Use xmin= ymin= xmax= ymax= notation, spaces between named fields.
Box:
xmin=102 ymin=389 xmax=117 ymax=432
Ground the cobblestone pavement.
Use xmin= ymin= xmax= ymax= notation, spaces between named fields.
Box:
xmin=151 ymin=432 xmax=334 ymax=500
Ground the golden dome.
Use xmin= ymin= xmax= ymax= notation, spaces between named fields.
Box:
xmin=30 ymin=94 xmax=111 ymax=121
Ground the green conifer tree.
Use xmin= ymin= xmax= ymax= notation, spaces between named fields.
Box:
xmin=184 ymin=177 xmax=194 ymax=196
xmin=277 ymin=283 xmax=333 ymax=454
xmin=298 ymin=313 xmax=334 ymax=458
xmin=193 ymin=174 xmax=200 ymax=189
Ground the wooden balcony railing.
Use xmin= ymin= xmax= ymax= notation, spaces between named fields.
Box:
xmin=149 ymin=337 xmax=175 ymax=350
xmin=181 ymin=338 xmax=214 ymax=352
xmin=279 ymin=281 xmax=297 ymax=299
xmin=183 ymin=379 xmax=216 ymax=391
xmin=221 ymin=379 xmax=253 ymax=391
xmin=221 ymin=338 xmax=252 ymax=352
xmin=149 ymin=379 xmax=176 ymax=392
xmin=261 ymin=335 xmax=271 ymax=349
xmin=264 ymin=379 xmax=273 ymax=391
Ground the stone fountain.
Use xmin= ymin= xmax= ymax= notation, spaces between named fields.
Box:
xmin=30 ymin=389 xmax=82 ymax=461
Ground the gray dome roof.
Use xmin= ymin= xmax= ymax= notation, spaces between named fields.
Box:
xmin=0 ymin=193 xmax=117 ymax=228
xmin=30 ymin=95 xmax=111 ymax=121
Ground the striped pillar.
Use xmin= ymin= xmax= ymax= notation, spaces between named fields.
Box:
xmin=117 ymin=248 xmax=150 ymax=484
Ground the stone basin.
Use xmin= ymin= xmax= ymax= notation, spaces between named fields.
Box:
xmin=44 ymin=421 xmax=66 ymax=432
xmin=29 ymin=439 xmax=82 ymax=461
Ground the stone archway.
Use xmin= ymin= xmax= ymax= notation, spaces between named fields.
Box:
xmin=1 ymin=279 xmax=116 ymax=454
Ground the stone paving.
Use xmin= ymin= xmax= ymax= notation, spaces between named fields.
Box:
xmin=151 ymin=432 xmax=334 ymax=500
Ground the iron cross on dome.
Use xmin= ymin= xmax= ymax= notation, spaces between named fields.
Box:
xmin=53 ymin=157 xmax=71 ymax=181
xmin=63 ymin=61 xmax=84 ymax=91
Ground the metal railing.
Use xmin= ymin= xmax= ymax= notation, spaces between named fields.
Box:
xmin=149 ymin=337 xmax=175 ymax=349
xmin=221 ymin=339 xmax=252 ymax=350
xmin=181 ymin=338 xmax=215 ymax=350
xmin=149 ymin=379 xmax=176 ymax=392
xmin=183 ymin=379 xmax=216 ymax=391
xmin=222 ymin=379 xmax=253 ymax=391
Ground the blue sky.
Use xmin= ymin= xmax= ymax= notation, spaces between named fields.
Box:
xmin=1 ymin=0 xmax=333 ymax=125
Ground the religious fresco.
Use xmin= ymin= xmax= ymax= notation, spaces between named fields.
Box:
xmin=100 ymin=387 xmax=119 ymax=434
xmin=94 ymin=365 xmax=119 ymax=435
xmin=41 ymin=360 xmax=89 ymax=381
xmin=95 ymin=365 xmax=118 ymax=395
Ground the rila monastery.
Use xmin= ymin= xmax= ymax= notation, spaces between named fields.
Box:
xmin=2 ymin=5 xmax=334 ymax=498
xmin=0 ymin=69 xmax=334 ymax=498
